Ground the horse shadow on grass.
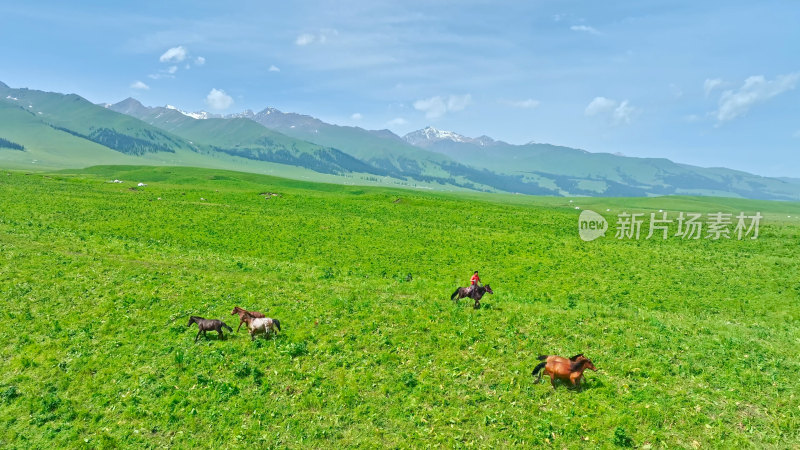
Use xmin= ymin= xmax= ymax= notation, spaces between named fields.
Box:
xmin=537 ymin=376 xmax=603 ymax=393
xmin=480 ymin=303 xmax=502 ymax=312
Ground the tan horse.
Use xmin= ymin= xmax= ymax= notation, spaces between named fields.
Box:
xmin=231 ymin=306 xmax=265 ymax=332
xmin=240 ymin=314 xmax=281 ymax=341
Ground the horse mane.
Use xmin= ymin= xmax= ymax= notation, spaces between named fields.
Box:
xmin=569 ymin=353 xmax=584 ymax=361
xmin=570 ymin=358 xmax=592 ymax=371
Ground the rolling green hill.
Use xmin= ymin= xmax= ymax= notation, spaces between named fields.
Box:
xmin=109 ymin=99 xmax=391 ymax=177
xmin=404 ymin=127 xmax=800 ymax=200
xmin=240 ymin=108 xmax=458 ymax=178
xmin=3 ymin=81 xmax=799 ymax=200
xmin=114 ymin=100 xmax=482 ymax=185
xmin=0 ymin=85 xmax=194 ymax=156
xmin=0 ymin=86 xmax=435 ymax=188
xmin=0 ymin=101 xmax=151 ymax=168
xmin=108 ymin=99 xmax=566 ymax=194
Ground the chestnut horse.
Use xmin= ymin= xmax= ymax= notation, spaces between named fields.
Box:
xmin=532 ymin=353 xmax=596 ymax=391
xmin=450 ymin=284 xmax=493 ymax=309
xmin=231 ymin=306 xmax=265 ymax=332
xmin=188 ymin=316 xmax=233 ymax=342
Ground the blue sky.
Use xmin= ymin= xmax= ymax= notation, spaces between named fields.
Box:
xmin=2 ymin=0 xmax=798 ymax=177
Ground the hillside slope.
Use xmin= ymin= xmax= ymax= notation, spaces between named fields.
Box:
xmin=0 ymin=84 xmax=194 ymax=156
xmin=404 ymin=127 xmax=800 ymax=200
xmin=109 ymin=99 xmax=389 ymax=177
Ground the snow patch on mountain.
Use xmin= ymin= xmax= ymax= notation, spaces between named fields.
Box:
xmin=165 ymin=104 xmax=215 ymax=120
xmin=403 ymin=126 xmax=499 ymax=147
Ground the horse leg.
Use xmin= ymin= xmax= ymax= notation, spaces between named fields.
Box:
xmin=237 ymin=320 xmax=243 ymax=332
xmin=549 ymin=372 xmax=557 ymax=390
xmin=218 ymin=327 xmax=224 ymax=340
xmin=195 ymin=329 xmax=202 ymax=342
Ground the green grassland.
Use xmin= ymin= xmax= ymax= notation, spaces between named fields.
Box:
xmin=1 ymin=165 xmax=799 ymax=448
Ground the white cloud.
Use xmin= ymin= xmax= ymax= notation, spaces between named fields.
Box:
xmin=570 ymin=25 xmax=600 ymax=35
xmin=613 ymin=100 xmax=635 ymax=124
xmin=351 ymin=113 xmax=363 ymax=120
xmin=413 ymin=94 xmax=472 ymax=119
xmin=387 ymin=117 xmax=407 ymax=126
xmin=205 ymin=88 xmax=234 ymax=110
xmin=585 ymin=97 xmax=637 ymax=125
xmin=715 ymin=73 xmax=800 ymax=122
xmin=414 ymin=97 xmax=446 ymax=119
xmin=295 ymin=29 xmax=338 ymax=46
xmin=501 ymin=98 xmax=540 ymax=109
xmin=585 ymin=97 xmax=616 ymax=116
xmin=130 ymin=80 xmax=149 ymax=90
xmin=159 ymin=46 xmax=187 ymax=63
xmin=194 ymin=56 xmax=205 ymax=66
xmin=268 ymin=65 xmax=280 ymax=72
xmin=167 ymin=65 xmax=178 ymax=74
xmin=295 ymin=33 xmax=315 ymax=46
xmin=704 ymin=78 xmax=723 ymax=97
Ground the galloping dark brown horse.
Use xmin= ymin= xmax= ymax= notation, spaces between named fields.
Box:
xmin=451 ymin=284 xmax=493 ymax=309
xmin=231 ymin=306 xmax=265 ymax=332
xmin=188 ymin=316 xmax=233 ymax=342
xmin=532 ymin=354 xmax=596 ymax=391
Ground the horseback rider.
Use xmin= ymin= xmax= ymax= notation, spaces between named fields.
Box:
xmin=469 ymin=270 xmax=481 ymax=295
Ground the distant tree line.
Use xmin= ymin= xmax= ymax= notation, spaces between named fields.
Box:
xmin=0 ymin=137 xmax=24 ymax=151
xmin=89 ymin=128 xmax=175 ymax=155
xmin=47 ymin=124 xmax=176 ymax=155
xmin=212 ymin=145 xmax=392 ymax=177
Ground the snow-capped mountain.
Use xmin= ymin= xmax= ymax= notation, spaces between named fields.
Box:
xmin=403 ymin=126 xmax=499 ymax=147
xmin=165 ymin=105 xmax=219 ymax=120
xmin=230 ymin=107 xmax=327 ymax=132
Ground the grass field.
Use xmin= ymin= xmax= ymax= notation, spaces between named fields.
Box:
xmin=1 ymin=165 xmax=799 ymax=448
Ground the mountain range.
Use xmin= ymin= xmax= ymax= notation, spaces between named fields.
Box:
xmin=1 ymin=81 xmax=798 ymax=200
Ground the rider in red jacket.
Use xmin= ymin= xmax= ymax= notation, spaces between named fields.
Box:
xmin=469 ymin=271 xmax=481 ymax=294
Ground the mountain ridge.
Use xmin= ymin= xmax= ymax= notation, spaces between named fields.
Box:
xmin=2 ymin=81 xmax=798 ymax=200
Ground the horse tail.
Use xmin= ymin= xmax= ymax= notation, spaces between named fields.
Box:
xmin=451 ymin=288 xmax=460 ymax=300
xmin=273 ymin=319 xmax=281 ymax=332
xmin=532 ymin=361 xmax=546 ymax=377
xmin=222 ymin=322 xmax=233 ymax=332
xmin=537 ymin=355 xmax=548 ymax=361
